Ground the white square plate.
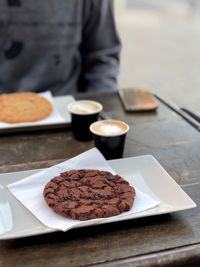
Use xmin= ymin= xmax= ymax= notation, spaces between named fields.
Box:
xmin=0 ymin=95 xmax=74 ymax=133
xmin=0 ymin=155 xmax=196 ymax=240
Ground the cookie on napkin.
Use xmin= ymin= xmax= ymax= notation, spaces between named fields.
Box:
xmin=43 ymin=169 xmax=136 ymax=221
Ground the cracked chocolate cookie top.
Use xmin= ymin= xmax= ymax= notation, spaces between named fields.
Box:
xmin=43 ymin=169 xmax=135 ymax=221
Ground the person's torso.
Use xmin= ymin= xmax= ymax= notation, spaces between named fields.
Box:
xmin=0 ymin=0 xmax=83 ymax=95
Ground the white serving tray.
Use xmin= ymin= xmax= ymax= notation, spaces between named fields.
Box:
xmin=0 ymin=155 xmax=196 ymax=240
xmin=0 ymin=95 xmax=74 ymax=133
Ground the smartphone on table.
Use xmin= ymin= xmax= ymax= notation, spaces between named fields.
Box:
xmin=118 ymin=87 xmax=158 ymax=112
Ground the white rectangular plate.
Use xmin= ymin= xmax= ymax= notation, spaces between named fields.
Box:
xmin=0 ymin=95 xmax=74 ymax=133
xmin=0 ymin=155 xmax=196 ymax=240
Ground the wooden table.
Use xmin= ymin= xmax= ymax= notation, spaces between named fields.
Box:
xmin=1 ymin=91 xmax=200 ymax=267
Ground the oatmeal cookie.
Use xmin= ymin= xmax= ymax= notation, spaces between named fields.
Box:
xmin=0 ymin=92 xmax=52 ymax=123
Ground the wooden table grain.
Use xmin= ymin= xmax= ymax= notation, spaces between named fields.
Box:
xmin=0 ymin=92 xmax=200 ymax=267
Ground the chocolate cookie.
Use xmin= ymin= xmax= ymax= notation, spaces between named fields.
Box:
xmin=0 ymin=92 xmax=52 ymax=123
xmin=43 ymin=169 xmax=135 ymax=221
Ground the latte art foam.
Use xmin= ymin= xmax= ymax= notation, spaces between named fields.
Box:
xmin=99 ymin=124 xmax=123 ymax=135
xmin=68 ymin=100 xmax=102 ymax=115
xmin=90 ymin=120 xmax=129 ymax=137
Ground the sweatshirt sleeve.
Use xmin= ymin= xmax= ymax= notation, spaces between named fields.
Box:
xmin=79 ymin=0 xmax=121 ymax=92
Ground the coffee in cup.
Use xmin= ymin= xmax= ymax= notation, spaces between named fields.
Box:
xmin=90 ymin=119 xmax=129 ymax=160
xmin=67 ymin=100 xmax=103 ymax=141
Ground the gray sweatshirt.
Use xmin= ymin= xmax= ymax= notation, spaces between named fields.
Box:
xmin=0 ymin=0 xmax=121 ymax=95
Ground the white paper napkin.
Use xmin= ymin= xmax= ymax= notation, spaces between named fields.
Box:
xmin=7 ymin=148 xmax=159 ymax=232
xmin=0 ymin=91 xmax=66 ymax=127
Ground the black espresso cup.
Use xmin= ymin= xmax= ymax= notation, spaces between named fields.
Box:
xmin=90 ymin=119 xmax=129 ymax=160
xmin=67 ymin=100 xmax=103 ymax=141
